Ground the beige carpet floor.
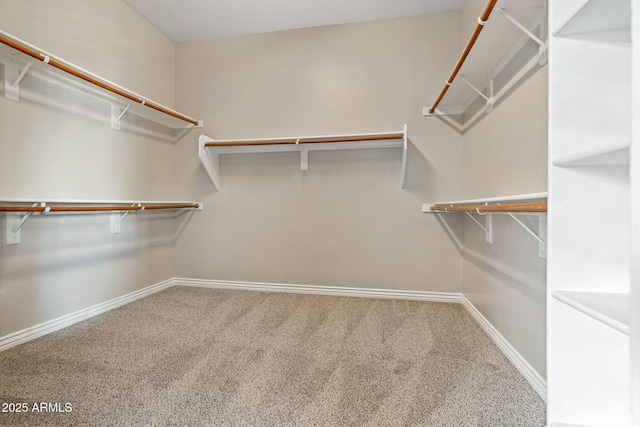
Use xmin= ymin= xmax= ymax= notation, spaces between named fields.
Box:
xmin=0 ymin=287 xmax=545 ymax=426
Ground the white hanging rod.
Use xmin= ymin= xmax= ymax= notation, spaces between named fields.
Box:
xmin=0 ymin=29 xmax=201 ymax=127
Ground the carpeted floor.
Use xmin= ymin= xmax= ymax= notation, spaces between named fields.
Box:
xmin=0 ymin=287 xmax=545 ymax=426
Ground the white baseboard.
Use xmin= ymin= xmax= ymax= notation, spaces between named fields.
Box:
xmin=173 ymin=277 xmax=462 ymax=303
xmin=0 ymin=278 xmax=173 ymax=352
xmin=461 ymin=295 xmax=547 ymax=401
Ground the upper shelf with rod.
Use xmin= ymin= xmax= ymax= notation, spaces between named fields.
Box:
xmin=423 ymin=0 xmax=548 ymax=133
xmin=199 ymin=125 xmax=408 ymax=191
xmin=0 ymin=29 xmax=202 ymax=140
xmin=2 ymin=198 xmax=203 ymax=245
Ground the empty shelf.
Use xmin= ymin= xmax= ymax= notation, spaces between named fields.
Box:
xmin=553 ymin=0 xmax=630 ymax=37
xmin=551 ymin=291 xmax=629 ymax=334
xmin=552 ymin=140 xmax=630 ymax=166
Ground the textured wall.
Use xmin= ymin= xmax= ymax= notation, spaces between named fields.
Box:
xmin=0 ymin=0 xmax=180 ymax=335
xmin=459 ymin=0 xmax=548 ymax=381
xmin=174 ymin=13 xmax=464 ymax=292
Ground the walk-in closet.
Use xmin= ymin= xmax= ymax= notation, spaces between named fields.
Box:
xmin=0 ymin=0 xmax=637 ymax=425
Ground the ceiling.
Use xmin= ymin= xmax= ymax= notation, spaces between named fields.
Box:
xmin=122 ymin=0 xmax=467 ymax=42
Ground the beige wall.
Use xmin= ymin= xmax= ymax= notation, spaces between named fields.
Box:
xmin=0 ymin=0 xmax=180 ymax=335
xmin=174 ymin=13 xmax=464 ymax=291
xmin=459 ymin=0 xmax=548 ymax=379
xmin=1 ymin=1 xmax=548 ymax=386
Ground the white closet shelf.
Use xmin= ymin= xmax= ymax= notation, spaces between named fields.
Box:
xmin=552 ymin=140 xmax=630 ymax=166
xmin=0 ymin=30 xmax=202 ymax=134
xmin=199 ymin=126 xmax=408 ymax=191
xmin=551 ymin=290 xmax=630 ymax=335
xmin=423 ymin=192 xmax=548 ymax=258
xmin=423 ymin=0 xmax=548 ymax=132
xmin=553 ymin=0 xmax=630 ymax=37
xmin=3 ymin=198 xmax=202 ymax=245
xmin=422 ymin=192 xmax=548 ymax=213
xmin=0 ymin=198 xmax=202 ymax=209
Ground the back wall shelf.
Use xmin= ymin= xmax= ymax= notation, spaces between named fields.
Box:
xmin=199 ymin=125 xmax=408 ymax=191
xmin=0 ymin=30 xmax=202 ymax=142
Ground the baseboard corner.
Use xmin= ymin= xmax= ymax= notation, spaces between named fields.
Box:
xmin=0 ymin=278 xmax=174 ymax=352
xmin=460 ymin=295 xmax=547 ymax=402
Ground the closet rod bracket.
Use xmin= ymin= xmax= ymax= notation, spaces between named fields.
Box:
xmin=506 ymin=212 xmax=547 ymax=259
xmin=461 ymin=74 xmax=494 ymax=113
xmin=495 ymin=3 xmax=548 ymax=66
xmin=6 ymin=203 xmax=44 ymax=245
xmin=111 ymin=203 xmax=142 ymax=234
xmin=465 ymin=211 xmax=493 ymax=243
xmin=3 ymin=63 xmax=23 ymax=101
xmin=299 ymin=141 xmax=308 ymax=171
xmin=11 ymin=61 xmax=33 ymax=90
xmin=110 ymin=102 xmax=133 ymax=131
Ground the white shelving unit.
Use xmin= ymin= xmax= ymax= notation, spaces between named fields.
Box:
xmin=0 ymin=30 xmax=202 ymax=141
xmin=199 ymin=126 xmax=408 ymax=191
xmin=548 ymin=0 xmax=633 ymax=425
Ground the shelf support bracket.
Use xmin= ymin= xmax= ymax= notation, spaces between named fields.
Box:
xmin=6 ymin=203 xmax=44 ymax=245
xmin=110 ymin=102 xmax=133 ymax=131
xmin=507 ymin=212 xmax=547 ymax=259
xmin=111 ymin=204 xmax=141 ymax=234
xmin=400 ymin=124 xmax=408 ymax=189
xmin=495 ymin=4 xmax=548 ymax=66
xmin=298 ymin=140 xmax=308 ymax=171
xmin=465 ymin=210 xmax=493 ymax=243
xmin=460 ymin=75 xmax=494 ymax=113
xmin=11 ymin=61 xmax=33 ymax=90
xmin=3 ymin=63 xmax=22 ymax=101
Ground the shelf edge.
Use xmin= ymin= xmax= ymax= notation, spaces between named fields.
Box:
xmin=551 ymin=291 xmax=630 ymax=335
